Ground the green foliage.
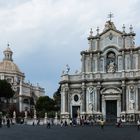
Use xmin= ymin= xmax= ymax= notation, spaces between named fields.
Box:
xmin=53 ymin=86 xmax=61 ymax=112
xmin=35 ymin=86 xmax=61 ymax=118
xmin=0 ymin=80 xmax=15 ymax=99
xmin=35 ymin=96 xmax=55 ymax=113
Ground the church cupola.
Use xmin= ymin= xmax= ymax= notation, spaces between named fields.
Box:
xmin=3 ymin=44 xmax=13 ymax=61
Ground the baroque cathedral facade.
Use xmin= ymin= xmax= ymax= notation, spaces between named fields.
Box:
xmin=0 ymin=47 xmax=45 ymax=112
xmin=60 ymin=19 xmax=140 ymax=122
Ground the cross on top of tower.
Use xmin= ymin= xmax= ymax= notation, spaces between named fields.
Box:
xmin=108 ymin=12 xmax=114 ymax=21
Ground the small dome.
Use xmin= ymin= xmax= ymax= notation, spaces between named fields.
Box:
xmin=0 ymin=60 xmax=21 ymax=73
xmin=0 ymin=47 xmax=24 ymax=75
xmin=4 ymin=47 xmax=13 ymax=53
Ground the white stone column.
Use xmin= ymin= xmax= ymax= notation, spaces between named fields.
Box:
xmin=13 ymin=111 xmax=16 ymax=124
xmin=61 ymin=88 xmax=65 ymax=114
xmin=117 ymin=99 xmax=121 ymax=120
xmin=24 ymin=111 xmax=27 ymax=124
xmin=54 ymin=112 xmax=58 ymax=125
xmin=44 ymin=112 xmax=47 ymax=125
xmin=138 ymin=87 xmax=140 ymax=111
xmin=19 ymin=79 xmax=23 ymax=112
xmin=90 ymin=53 xmax=93 ymax=72
xmin=81 ymin=53 xmax=85 ymax=72
xmin=102 ymin=95 xmax=106 ymax=119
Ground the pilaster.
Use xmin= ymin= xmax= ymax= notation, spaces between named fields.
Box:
xmin=138 ymin=87 xmax=140 ymax=111
xmin=121 ymin=81 xmax=126 ymax=112
xmin=130 ymin=50 xmax=133 ymax=70
xmin=82 ymin=53 xmax=85 ymax=72
xmin=138 ymin=50 xmax=140 ymax=69
xmin=82 ymin=83 xmax=86 ymax=113
xmin=90 ymin=53 xmax=93 ymax=72
xmin=97 ymin=52 xmax=100 ymax=72
xmin=97 ymin=82 xmax=101 ymax=112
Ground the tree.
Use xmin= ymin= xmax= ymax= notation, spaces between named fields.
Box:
xmin=35 ymin=96 xmax=55 ymax=117
xmin=53 ymin=86 xmax=61 ymax=112
xmin=0 ymin=80 xmax=15 ymax=111
xmin=0 ymin=80 xmax=14 ymax=99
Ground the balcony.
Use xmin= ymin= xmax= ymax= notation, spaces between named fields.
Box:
xmin=60 ymin=70 xmax=140 ymax=83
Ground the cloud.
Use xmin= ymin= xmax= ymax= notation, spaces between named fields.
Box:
xmin=0 ymin=0 xmax=140 ymax=96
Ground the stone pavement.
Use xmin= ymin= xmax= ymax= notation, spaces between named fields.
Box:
xmin=0 ymin=125 xmax=140 ymax=140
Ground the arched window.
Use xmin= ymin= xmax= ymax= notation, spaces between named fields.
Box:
xmin=106 ymin=51 xmax=116 ymax=73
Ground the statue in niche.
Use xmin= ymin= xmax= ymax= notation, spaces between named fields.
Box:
xmin=88 ymin=87 xmax=94 ymax=103
xmin=129 ymin=86 xmax=135 ymax=110
xmin=88 ymin=87 xmax=95 ymax=111
xmin=129 ymin=100 xmax=135 ymax=110
xmin=88 ymin=103 xmax=93 ymax=112
xmin=107 ymin=52 xmax=116 ymax=73
xmin=107 ymin=60 xmax=115 ymax=72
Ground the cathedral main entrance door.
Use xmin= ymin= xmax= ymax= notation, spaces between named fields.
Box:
xmin=106 ymin=100 xmax=117 ymax=122
xmin=72 ymin=106 xmax=80 ymax=119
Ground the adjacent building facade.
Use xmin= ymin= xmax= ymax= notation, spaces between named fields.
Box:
xmin=60 ymin=19 xmax=140 ymax=122
xmin=0 ymin=47 xmax=45 ymax=112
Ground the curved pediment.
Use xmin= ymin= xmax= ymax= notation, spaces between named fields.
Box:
xmin=101 ymin=87 xmax=122 ymax=95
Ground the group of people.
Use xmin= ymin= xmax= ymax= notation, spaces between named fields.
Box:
xmin=0 ymin=116 xmax=11 ymax=128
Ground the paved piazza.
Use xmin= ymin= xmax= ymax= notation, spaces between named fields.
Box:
xmin=0 ymin=125 xmax=140 ymax=140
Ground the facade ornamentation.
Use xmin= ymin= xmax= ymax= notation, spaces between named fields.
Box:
xmin=60 ymin=17 xmax=140 ymax=122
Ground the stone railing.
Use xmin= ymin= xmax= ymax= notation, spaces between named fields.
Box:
xmin=60 ymin=70 xmax=140 ymax=82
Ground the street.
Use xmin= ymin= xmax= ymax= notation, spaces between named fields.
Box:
xmin=0 ymin=125 xmax=140 ymax=140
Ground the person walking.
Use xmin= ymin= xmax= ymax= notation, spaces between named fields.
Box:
xmin=100 ymin=119 xmax=105 ymax=129
xmin=47 ymin=120 xmax=51 ymax=129
xmin=0 ymin=117 xmax=2 ymax=128
xmin=137 ymin=119 xmax=140 ymax=130
xmin=7 ymin=118 xmax=10 ymax=128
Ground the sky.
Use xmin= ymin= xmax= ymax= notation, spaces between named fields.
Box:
xmin=0 ymin=0 xmax=140 ymax=97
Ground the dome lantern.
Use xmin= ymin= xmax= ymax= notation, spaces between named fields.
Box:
xmin=3 ymin=43 xmax=13 ymax=61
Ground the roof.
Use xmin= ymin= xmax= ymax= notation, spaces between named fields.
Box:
xmin=0 ymin=60 xmax=21 ymax=73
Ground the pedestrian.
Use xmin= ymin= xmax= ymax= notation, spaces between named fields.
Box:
xmin=7 ymin=118 xmax=10 ymax=128
xmin=137 ymin=119 xmax=140 ymax=130
xmin=117 ymin=119 xmax=122 ymax=128
xmin=32 ymin=120 xmax=35 ymax=126
xmin=0 ymin=117 xmax=2 ymax=128
xmin=47 ymin=120 xmax=51 ymax=128
xmin=100 ymin=119 xmax=104 ymax=129
xmin=60 ymin=120 xmax=63 ymax=127
xmin=37 ymin=118 xmax=40 ymax=125
xmin=69 ymin=119 xmax=72 ymax=126
xmin=64 ymin=120 xmax=67 ymax=127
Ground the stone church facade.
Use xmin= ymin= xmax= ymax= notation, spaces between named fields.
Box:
xmin=0 ymin=47 xmax=45 ymax=112
xmin=60 ymin=19 xmax=140 ymax=122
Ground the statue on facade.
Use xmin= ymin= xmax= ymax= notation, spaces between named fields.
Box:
xmin=107 ymin=61 xmax=115 ymax=73
xmin=66 ymin=64 xmax=70 ymax=74
xmin=129 ymin=100 xmax=135 ymax=110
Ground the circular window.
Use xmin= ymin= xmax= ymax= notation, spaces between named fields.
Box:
xmin=74 ymin=95 xmax=79 ymax=102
